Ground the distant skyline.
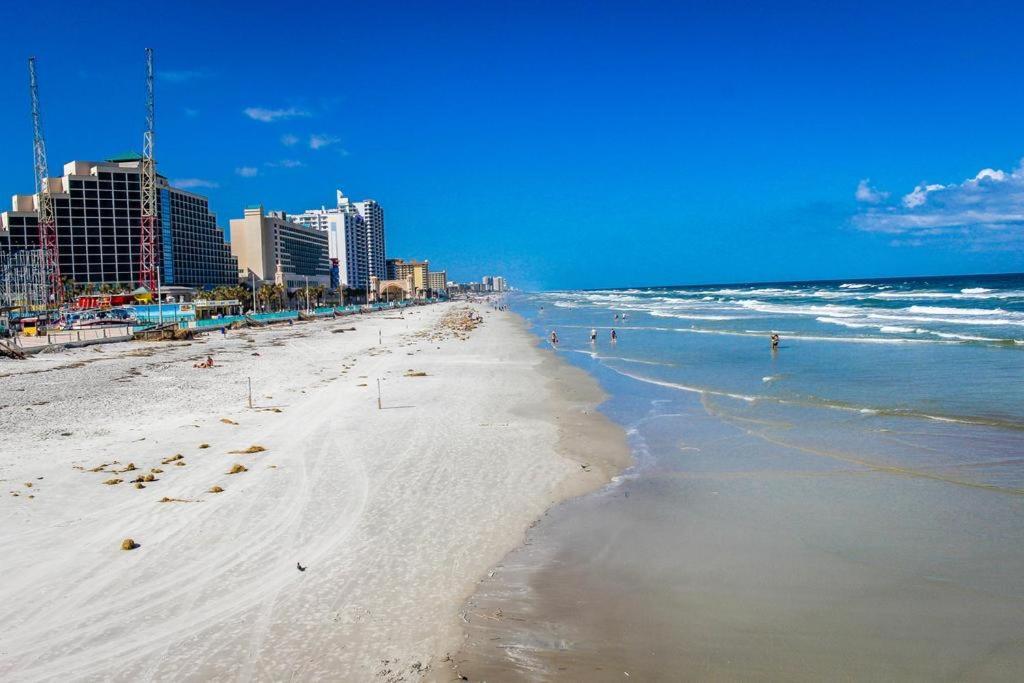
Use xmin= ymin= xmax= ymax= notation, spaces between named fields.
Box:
xmin=2 ymin=1 xmax=1023 ymax=290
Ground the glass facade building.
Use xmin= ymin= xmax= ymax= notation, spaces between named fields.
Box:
xmin=0 ymin=158 xmax=237 ymax=289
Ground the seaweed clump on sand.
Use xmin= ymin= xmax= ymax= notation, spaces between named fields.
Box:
xmin=230 ymin=445 xmax=266 ymax=454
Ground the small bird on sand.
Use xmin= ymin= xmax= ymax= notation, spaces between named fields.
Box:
xmin=296 ymin=562 xmax=307 ymax=572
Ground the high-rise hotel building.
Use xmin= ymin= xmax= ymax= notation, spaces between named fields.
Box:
xmin=290 ymin=189 xmax=386 ymax=289
xmin=0 ymin=156 xmax=237 ymax=288
xmin=229 ymin=206 xmax=330 ymax=289
xmin=354 ymin=197 xmax=386 ymax=280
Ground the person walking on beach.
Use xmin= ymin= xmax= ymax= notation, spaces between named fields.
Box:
xmin=550 ymin=330 xmax=559 ymax=345
xmin=770 ymin=332 xmax=780 ymax=350
xmin=590 ymin=328 xmax=597 ymax=344
xmin=611 ymin=329 xmax=618 ymax=343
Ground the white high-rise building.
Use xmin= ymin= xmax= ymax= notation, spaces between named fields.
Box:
xmin=291 ymin=189 xmax=385 ymax=289
xmin=493 ymin=276 xmax=506 ymax=292
xmin=353 ymin=198 xmax=386 ymax=280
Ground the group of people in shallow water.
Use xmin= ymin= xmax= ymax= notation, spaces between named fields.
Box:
xmin=542 ymin=306 xmax=780 ymax=352
xmin=549 ymin=328 xmax=617 ymax=345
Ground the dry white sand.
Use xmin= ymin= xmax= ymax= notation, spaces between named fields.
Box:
xmin=0 ymin=302 xmax=627 ymax=681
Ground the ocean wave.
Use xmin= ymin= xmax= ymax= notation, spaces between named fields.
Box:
xmin=611 ymin=368 xmax=758 ymax=402
xmin=905 ymin=305 xmax=1008 ymax=316
xmin=840 ymin=283 xmax=871 ymax=289
xmin=868 ymin=313 xmax=1024 ymax=327
xmin=605 ymin=367 xmax=1024 ymax=430
xmin=961 ymin=287 xmax=992 ymax=294
xmin=874 ymin=290 xmax=1024 ymax=300
xmin=649 ymin=311 xmax=750 ymax=321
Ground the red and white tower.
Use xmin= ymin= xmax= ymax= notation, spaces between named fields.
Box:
xmin=137 ymin=47 xmax=158 ymax=293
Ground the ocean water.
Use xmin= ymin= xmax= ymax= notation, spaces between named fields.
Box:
xmin=456 ymin=274 xmax=1024 ymax=681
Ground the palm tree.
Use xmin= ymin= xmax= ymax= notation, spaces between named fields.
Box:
xmin=257 ymin=283 xmax=284 ymax=311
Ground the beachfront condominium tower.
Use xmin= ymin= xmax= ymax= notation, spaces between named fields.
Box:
xmin=291 ymin=189 xmax=386 ymax=289
xmin=353 ymin=197 xmax=386 ymax=280
xmin=0 ymin=156 xmax=238 ymax=288
xmin=427 ymin=270 xmax=447 ymax=295
xmin=229 ymin=205 xmax=331 ymax=289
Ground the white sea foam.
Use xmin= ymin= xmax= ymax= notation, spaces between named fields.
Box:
xmin=840 ymin=283 xmax=871 ymax=289
xmin=906 ymin=305 xmax=1007 ymax=316
xmin=650 ymin=311 xmax=748 ymax=321
xmin=612 ymin=368 xmax=758 ymax=402
xmin=928 ymin=331 xmax=1018 ymax=343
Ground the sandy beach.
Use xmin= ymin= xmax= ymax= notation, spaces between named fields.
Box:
xmin=0 ymin=302 xmax=628 ymax=681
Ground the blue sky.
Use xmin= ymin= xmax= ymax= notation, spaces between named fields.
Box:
xmin=1 ymin=0 xmax=1022 ymax=290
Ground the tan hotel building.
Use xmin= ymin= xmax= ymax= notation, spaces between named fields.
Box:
xmin=229 ymin=205 xmax=330 ymax=288
xmin=386 ymin=258 xmax=429 ymax=293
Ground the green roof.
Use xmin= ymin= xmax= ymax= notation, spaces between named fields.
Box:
xmin=107 ymin=151 xmax=143 ymax=162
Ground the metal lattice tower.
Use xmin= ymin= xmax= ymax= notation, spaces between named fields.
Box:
xmin=28 ymin=57 xmax=63 ymax=304
xmin=138 ymin=47 xmax=158 ymax=292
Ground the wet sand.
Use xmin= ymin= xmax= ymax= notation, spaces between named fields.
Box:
xmin=454 ymin=365 xmax=1024 ymax=681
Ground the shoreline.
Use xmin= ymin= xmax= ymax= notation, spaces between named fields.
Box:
xmin=437 ymin=310 xmax=633 ymax=675
xmin=0 ymin=301 xmax=630 ymax=681
xmin=452 ymin=292 xmax=1024 ymax=681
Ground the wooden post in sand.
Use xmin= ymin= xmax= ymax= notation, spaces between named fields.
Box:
xmin=378 ymin=329 xmax=382 ymax=346
xmin=247 ymin=377 xmax=253 ymax=409
xmin=377 ymin=378 xmax=382 ymax=410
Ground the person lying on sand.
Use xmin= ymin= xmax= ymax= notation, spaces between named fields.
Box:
xmin=193 ymin=355 xmax=216 ymax=369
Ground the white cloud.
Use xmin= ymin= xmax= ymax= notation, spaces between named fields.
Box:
xmin=855 ymin=179 xmax=889 ymax=204
xmin=974 ymin=168 xmax=1006 ymax=182
xmin=172 ymin=178 xmax=219 ymax=189
xmin=853 ymin=160 xmax=1024 ymax=250
xmin=902 ymin=183 xmax=945 ymax=208
xmin=309 ymin=133 xmax=340 ymax=150
xmin=235 ymin=166 xmax=259 ymax=177
xmin=281 ymin=133 xmax=299 ymax=146
xmin=243 ymin=107 xmax=311 ymax=123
